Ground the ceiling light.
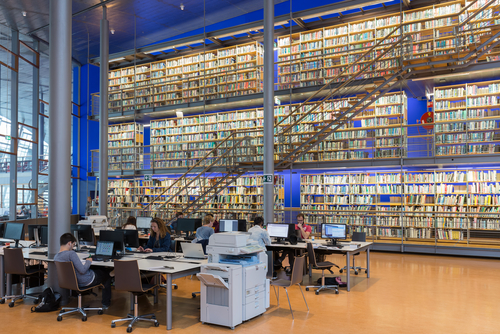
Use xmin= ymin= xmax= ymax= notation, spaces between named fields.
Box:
xmin=180 ymin=3 xmax=185 ymax=10
xmin=109 ymin=57 xmax=125 ymax=63
xmin=110 ymin=29 xmax=115 ymax=34
xmin=22 ymin=11 xmax=27 ymax=16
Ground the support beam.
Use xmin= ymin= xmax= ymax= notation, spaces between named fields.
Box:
xmin=263 ymin=0 xmax=274 ymax=224
xmin=208 ymin=37 xmax=223 ymax=46
xmin=99 ymin=6 xmax=109 ymax=217
xmin=293 ymin=18 xmax=308 ymax=30
xmin=9 ymin=30 xmax=19 ymax=222
xmin=31 ymin=39 xmax=39 ymax=218
xmin=48 ymin=0 xmax=72 ymax=260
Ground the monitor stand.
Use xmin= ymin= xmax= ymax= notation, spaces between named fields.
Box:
xmin=327 ymin=238 xmax=340 ymax=247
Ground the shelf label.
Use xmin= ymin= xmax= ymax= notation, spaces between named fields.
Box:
xmin=144 ymin=174 xmax=152 ymax=181
xmin=274 ymin=97 xmax=281 ymax=105
xmin=262 ymin=174 xmax=274 ymax=184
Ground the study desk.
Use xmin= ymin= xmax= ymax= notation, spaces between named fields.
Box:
xmin=0 ymin=244 xmax=205 ymax=330
xmin=267 ymin=241 xmax=372 ymax=292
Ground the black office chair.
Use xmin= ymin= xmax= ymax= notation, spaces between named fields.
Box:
xmin=305 ymin=242 xmax=339 ymax=295
xmin=340 ymin=232 xmax=367 ymax=275
xmin=111 ymin=260 xmax=159 ymax=332
xmin=55 ymin=261 xmax=104 ymax=321
xmin=0 ymin=248 xmax=45 ymax=307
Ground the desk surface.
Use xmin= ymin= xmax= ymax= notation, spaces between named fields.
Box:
xmin=268 ymin=240 xmax=372 ymax=252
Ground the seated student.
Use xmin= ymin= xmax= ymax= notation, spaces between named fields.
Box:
xmin=248 ymin=217 xmax=271 ymax=247
xmin=167 ymin=212 xmax=183 ymax=234
xmin=138 ymin=218 xmax=171 ymax=253
xmin=122 ymin=216 xmax=137 ymax=230
xmin=192 ymin=216 xmax=214 ymax=243
xmin=206 ymin=213 xmax=220 ymax=233
xmin=54 ymin=233 xmax=112 ymax=309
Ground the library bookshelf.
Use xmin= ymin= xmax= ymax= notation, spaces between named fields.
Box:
xmin=300 ymin=169 xmax=500 ymax=246
xmin=108 ymin=122 xmax=144 ymax=171
xmin=107 ymin=174 xmax=284 ymax=223
xmin=108 ymin=42 xmax=263 ymax=112
xmin=433 ymin=79 xmax=500 ymax=156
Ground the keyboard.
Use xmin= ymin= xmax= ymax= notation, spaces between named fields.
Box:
xmin=91 ymin=256 xmax=111 ymax=261
xmin=30 ymin=251 xmax=48 ymax=256
xmin=146 ymin=255 xmax=164 ymax=261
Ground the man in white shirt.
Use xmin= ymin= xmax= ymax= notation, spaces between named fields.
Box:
xmin=248 ymin=217 xmax=271 ymax=247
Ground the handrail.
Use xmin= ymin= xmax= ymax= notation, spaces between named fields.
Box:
xmin=141 ymin=129 xmax=258 ymax=214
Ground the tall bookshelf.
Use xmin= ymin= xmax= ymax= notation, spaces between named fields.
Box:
xmin=107 ymin=174 xmax=284 ymax=222
xmin=108 ymin=122 xmax=144 ymax=171
xmin=434 ymin=79 xmax=500 ymax=156
xmin=108 ymin=42 xmax=263 ymax=112
xmin=299 ymin=169 xmax=500 ymax=247
xmin=149 ymin=92 xmax=407 ymax=168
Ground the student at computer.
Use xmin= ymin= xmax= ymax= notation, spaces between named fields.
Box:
xmin=122 ymin=216 xmax=137 ymax=230
xmin=206 ymin=213 xmax=220 ymax=233
xmin=296 ymin=213 xmax=311 ymax=239
xmin=138 ymin=218 xmax=171 ymax=253
xmin=54 ymin=233 xmax=112 ymax=309
xmin=248 ymin=217 xmax=271 ymax=247
xmin=192 ymin=216 xmax=214 ymax=243
xmin=167 ymin=212 xmax=183 ymax=233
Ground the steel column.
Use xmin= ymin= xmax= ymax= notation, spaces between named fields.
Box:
xmin=263 ymin=0 xmax=275 ymax=224
xmin=9 ymin=30 xmax=19 ymax=221
xmin=47 ymin=0 xmax=72 ymax=260
xmin=99 ymin=6 xmax=109 ymax=217
xmin=31 ymin=39 xmax=40 ymax=219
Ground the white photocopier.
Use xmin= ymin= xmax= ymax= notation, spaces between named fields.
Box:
xmin=197 ymin=232 xmax=270 ymax=329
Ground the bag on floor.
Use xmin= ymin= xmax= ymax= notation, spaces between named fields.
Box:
xmin=31 ymin=287 xmax=61 ymax=312
xmin=318 ymin=276 xmax=347 ymax=287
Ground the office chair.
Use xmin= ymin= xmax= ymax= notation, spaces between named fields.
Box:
xmin=270 ymin=255 xmax=309 ymax=320
xmin=111 ymin=260 xmax=159 ymax=332
xmin=55 ymin=261 xmax=104 ymax=321
xmin=339 ymin=232 xmax=367 ymax=275
xmin=0 ymin=248 xmax=45 ymax=307
xmin=305 ymin=242 xmax=339 ymax=295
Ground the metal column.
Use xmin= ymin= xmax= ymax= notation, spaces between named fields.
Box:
xmin=98 ymin=6 xmax=109 ymax=217
xmin=31 ymin=39 xmax=40 ymax=219
xmin=263 ymin=0 xmax=275 ymax=224
xmin=9 ymin=30 xmax=19 ymax=221
xmin=47 ymin=0 xmax=72 ymax=259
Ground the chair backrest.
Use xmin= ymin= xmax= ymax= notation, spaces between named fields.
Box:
xmin=113 ymin=260 xmax=144 ymax=293
xmin=4 ymin=248 xmax=27 ymax=275
xmin=306 ymin=242 xmax=318 ymax=268
xmin=290 ymin=255 xmax=305 ymax=285
xmin=55 ymin=261 xmax=80 ymax=291
xmin=352 ymin=232 xmax=366 ymax=242
xmin=197 ymin=239 xmax=209 ymax=254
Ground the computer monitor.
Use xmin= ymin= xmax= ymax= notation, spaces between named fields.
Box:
xmin=267 ymin=223 xmax=289 ymax=241
xmin=136 ymin=217 xmax=152 ymax=229
xmin=100 ymin=230 xmax=125 ymax=254
xmin=321 ymin=223 xmax=347 ymax=246
xmin=237 ymin=219 xmax=247 ymax=232
xmin=71 ymin=225 xmax=94 ymax=243
xmin=4 ymin=222 xmax=25 ymax=248
xmin=219 ymin=220 xmax=238 ymax=232
xmin=121 ymin=229 xmax=140 ymax=248
xmin=0 ymin=222 xmax=4 ymax=237
xmin=40 ymin=226 xmax=48 ymax=245
xmin=28 ymin=225 xmax=48 ymax=246
xmin=175 ymin=218 xmax=202 ymax=236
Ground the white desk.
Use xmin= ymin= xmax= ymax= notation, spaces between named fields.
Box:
xmin=0 ymin=245 xmax=205 ymax=331
xmin=267 ymin=240 xmax=372 ymax=292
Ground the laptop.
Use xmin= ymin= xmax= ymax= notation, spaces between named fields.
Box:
xmin=181 ymin=243 xmax=207 ymax=259
xmin=91 ymin=241 xmax=115 ymax=261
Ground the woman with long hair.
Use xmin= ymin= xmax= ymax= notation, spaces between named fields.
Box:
xmin=138 ymin=217 xmax=171 ymax=252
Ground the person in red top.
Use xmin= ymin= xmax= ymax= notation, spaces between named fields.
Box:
xmin=295 ymin=213 xmax=311 ymax=239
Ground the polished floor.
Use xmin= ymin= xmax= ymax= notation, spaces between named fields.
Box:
xmin=1 ymin=252 xmax=499 ymax=333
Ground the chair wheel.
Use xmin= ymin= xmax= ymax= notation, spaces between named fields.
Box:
xmin=98 ymin=310 xmax=103 ymax=315
xmin=305 ymin=288 xmax=309 ymax=291
xmin=57 ymin=316 xmax=62 ymax=321
xmin=339 ymin=269 xmax=343 ymax=273
xmin=365 ymin=270 xmax=368 ymax=274
xmin=154 ymin=322 xmax=159 ymax=327
xmin=192 ymin=293 xmax=196 ymax=298
xmin=354 ymin=271 xmax=359 ymax=275
xmin=174 ymin=285 xmax=178 ymax=290
xmin=335 ymin=290 xmax=339 ymax=294
xmin=111 ymin=323 xmax=116 ymax=328
xmin=151 ymin=315 xmax=156 ymax=319
xmin=0 ymin=298 xmax=5 ymax=304
xmin=82 ymin=316 xmax=87 ymax=322
xmin=9 ymin=302 xmax=14 ymax=308
xmin=127 ymin=327 xmax=133 ymax=333
xmin=315 ymin=291 xmax=319 ymax=295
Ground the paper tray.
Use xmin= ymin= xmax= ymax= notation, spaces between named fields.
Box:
xmin=196 ymin=273 xmax=229 ymax=289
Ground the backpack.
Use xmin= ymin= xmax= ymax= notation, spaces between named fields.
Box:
xmin=31 ymin=287 xmax=61 ymax=312
xmin=317 ymin=276 xmax=347 ymax=287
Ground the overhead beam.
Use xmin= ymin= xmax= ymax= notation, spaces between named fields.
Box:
xmin=293 ymin=18 xmax=308 ymax=30
xmin=208 ymin=37 xmax=223 ymax=46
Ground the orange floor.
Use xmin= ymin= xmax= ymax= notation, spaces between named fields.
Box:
xmin=1 ymin=252 xmax=499 ymax=334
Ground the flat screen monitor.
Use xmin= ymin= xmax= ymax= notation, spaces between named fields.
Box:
xmin=136 ymin=217 xmax=152 ymax=229
xmin=267 ymin=223 xmax=289 ymax=239
xmin=175 ymin=218 xmax=202 ymax=234
xmin=220 ymin=219 xmax=238 ymax=232
xmin=321 ymin=223 xmax=347 ymax=243
xmin=100 ymin=230 xmax=125 ymax=253
xmin=95 ymin=241 xmax=114 ymax=257
xmin=0 ymin=222 xmax=5 ymax=237
xmin=237 ymin=219 xmax=247 ymax=232
xmin=121 ymin=229 xmax=140 ymax=248
xmin=4 ymin=222 xmax=25 ymax=247
xmin=40 ymin=226 xmax=49 ymax=245
xmin=28 ymin=225 xmax=48 ymax=246
xmin=71 ymin=225 xmax=94 ymax=243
